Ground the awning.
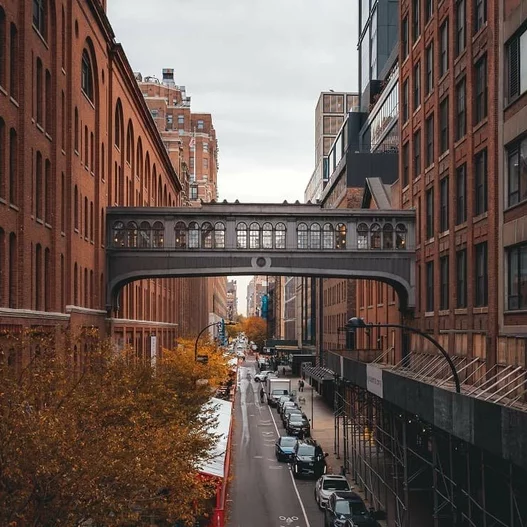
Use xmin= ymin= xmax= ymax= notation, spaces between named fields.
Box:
xmin=302 ymin=365 xmax=335 ymax=383
xmin=199 ymin=397 xmax=233 ymax=479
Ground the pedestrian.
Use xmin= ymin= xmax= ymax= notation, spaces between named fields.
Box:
xmin=300 ymin=379 xmax=304 ymax=392
xmin=260 ymin=386 xmax=265 ymax=403
xmin=298 ymin=379 xmax=302 ymax=391
xmin=282 ymin=366 xmax=286 ymax=376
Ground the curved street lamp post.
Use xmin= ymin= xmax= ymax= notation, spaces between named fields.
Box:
xmin=194 ymin=320 xmax=235 ymax=363
xmin=346 ymin=317 xmax=461 ymax=394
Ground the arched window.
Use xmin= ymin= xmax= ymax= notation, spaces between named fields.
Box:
xmin=297 ymin=223 xmax=308 ymax=249
xmin=201 ymin=222 xmax=213 ymax=249
xmin=262 ymin=222 xmax=273 ymax=249
xmin=322 ymin=223 xmax=334 ymax=249
xmin=215 ymin=222 xmax=225 ymax=249
xmin=336 ymin=223 xmax=347 ymax=249
xmin=396 ymin=224 xmax=407 ymax=249
xmin=32 ymin=0 xmax=46 ymax=39
xmin=126 ymin=221 xmax=138 ymax=247
xmin=138 ymin=221 xmax=151 ymax=247
xmin=0 ymin=9 xmax=6 ymax=86
xmin=114 ymin=100 xmax=123 ymax=148
xmin=383 ymin=223 xmax=394 ymax=249
xmin=74 ymin=185 xmax=79 ymax=230
xmin=249 ymin=222 xmax=260 ymax=249
xmin=275 ymin=223 xmax=286 ymax=249
xmin=74 ymin=107 xmax=79 ymax=151
xmin=174 ymin=221 xmax=187 ymax=248
xmin=357 ymin=223 xmax=368 ymax=249
xmin=188 ymin=222 xmax=199 ymax=249
xmin=309 ymin=223 xmax=321 ymax=249
xmin=370 ymin=223 xmax=381 ymax=249
xmin=236 ymin=222 xmax=248 ymax=249
xmin=126 ymin=121 xmax=134 ymax=166
xmin=73 ymin=263 xmax=78 ymax=304
xmin=81 ymin=49 xmax=94 ymax=102
xmin=152 ymin=221 xmax=164 ymax=248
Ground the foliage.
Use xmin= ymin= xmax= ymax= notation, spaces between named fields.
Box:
xmin=241 ymin=316 xmax=267 ymax=350
xmin=0 ymin=329 xmax=230 ymax=526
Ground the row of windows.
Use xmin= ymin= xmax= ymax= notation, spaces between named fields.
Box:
xmin=0 ymin=11 xmax=20 ymax=99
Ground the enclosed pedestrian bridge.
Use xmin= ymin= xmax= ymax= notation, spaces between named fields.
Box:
xmin=106 ymin=202 xmax=416 ymax=312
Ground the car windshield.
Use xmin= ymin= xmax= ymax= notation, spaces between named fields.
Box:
xmin=334 ymin=500 xmax=352 ymax=515
xmin=322 ymin=479 xmax=350 ymax=490
xmin=280 ymin=437 xmax=297 ymax=447
xmin=288 ymin=414 xmax=303 ymax=422
xmin=297 ymin=444 xmax=315 ymax=456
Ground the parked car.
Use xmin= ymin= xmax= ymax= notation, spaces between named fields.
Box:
xmin=286 ymin=413 xmax=311 ymax=437
xmin=291 ymin=439 xmax=327 ymax=479
xmin=279 ymin=400 xmax=298 ymax=419
xmin=275 ymin=436 xmax=298 ymax=462
xmin=324 ymin=491 xmax=379 ymax=527
xmin=314 ymin=475 xmax=352 ymax=509
xmin=275 ymin=394 xmax=294 ymax=411
xmin=282 ymin=406 xmax=303 ymax=426
xmin=268 ymin=390 xmax=290 ymax=407
xmin=254 ymin=370 xmax=276 ymax=382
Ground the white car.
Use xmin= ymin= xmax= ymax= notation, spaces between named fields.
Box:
xmin=253 ymin=370 xmax=276 ymax=382
xmin=314 ymin=474 xmax=352 ymax=509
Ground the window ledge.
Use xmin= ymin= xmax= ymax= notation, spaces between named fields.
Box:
xmin=473 ymin=307 xmax=488 ymax=314
xmin=473 ymin=212 xmax=488 ymax=224
xmin=0 ymin=197 xmax=6 ymax=205
xmin=45 ymin=132 xmax=52 ymax=142
xmin=438 ymin=310 xmax=449 ymax=316
xmin=504 ymin=309 xmax=527 ymax=315
xmin=36 ymin=123 xmax=45 ymax=134
xmin=10 ymin=97 xmax=19 ymax=108
xmin=472 ymin=22 xmax=488 ymax=42
xmin=438 ymin=150 xmax=449 ymax=162
xmin=425 ymin=163 xmax=435 ymax=174
xmin=424 ymin=311 xmax=435 ymax=317
xmin=61 ymin=232 xmax=66 ymax=237
xmin=45 ymin=222 xmax=52 ymax=229
xmin=9 ymin=203 xmax=19 ymax=212
xmin=62 ymin=67 xmax=66 ymax=76
xmin=0 ymin=85 xmax=7 ymax=97
xmin=32 ymin=25 xmax=49 ymax=49
xmin=36 ymin=218 xmax=44 ymax=225
xmin=81 ymin=91 xmax=95 ymax=109
xmin=454 ymin=222 xmax=467 ymax=232
xmin=504 ymin=200 xmax=527 ymax=214
xmin=61 ymin=149 xmax=66 ymax=156
xmin=454 ymin=308 xmax=468 ymax=315
xmin=414 ymin=174 xmax=422 ymax=184
xmin=439 ymin=230 xmax=450 ymax=239
xmin=413 ymin=105 xmax=422 ymax=117
xmin=473 ymin=117 xmax=488 ymax=133
xmin=74 ymin=149 xmax=79 ymax=157
xmin=454 ymin=135 xmax=466 ymax=149
xmin=425 ymin=237 xmax=435 ymax=245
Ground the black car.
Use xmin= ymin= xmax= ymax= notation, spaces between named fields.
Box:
xmin=286 ymin=413 xmax=310 ymax=437
xmin=282 ymin=406 xmax=303 ymax=426
xmin=324 ymin=491 xmax=379 ymax=527
xmin=279 ymin=400 xmax=298 ymax=419
xmin=275 ymin=436 xmax=297 ymax=462
xmin=291 ymin=439 xmax=327 ymax=478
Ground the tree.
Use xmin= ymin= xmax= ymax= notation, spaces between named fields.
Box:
xmin=242 ymin=316 xmax=267 ymax=350
xmin=0 ymin=329 xmax=230 ymax=526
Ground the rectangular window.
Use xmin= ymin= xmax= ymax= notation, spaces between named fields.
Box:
xmin=10 ymin=24 xmax=18 ymax=99
xmin=456 ymin=249 xmax=467 ymax=308
xmin=426 ymin=114 xmax=434 ymax=166
xmin=440 ymin=97 xmax=449 ymax=153
xmin=440 ymin=255 xmax=449 ymax=310
xmin=190 ymin=186 xmax=198 ymax=200
xmin=203 ymin=142 xmax=209 ymax=152
xmin=403 ymin=79 xmax=409 ymax=122
xmin=474 ymin=149 xmax=488 ymax=215
xmin=426 ymin=188 xmax=434 ymax=239
xmin=507 ymin=30 xmax=527 ymax=100
xmin=440 ymin=20 xmax=449 ymax=77
xmin=402 ymin=142 xmax=409 ymax=187
xmin=426 ymin=261 xmax=434 ymax=312
xmin=412 ymin=0 xmax=420 ymax=42
xmin=440 ymin=176 xmax=449 ymax=232
xmin=456 ymin=78 xmax=466 ymax=140
xmin=402 ymin=17 xmax=409 ymax=60
xmin=507 ymin=136 xmax=527 ymax=206
xmin=426 ymin=43 xmax=434 ymax=94
xmin=197 ymin=120 xmax=204 ymax=130
xmin=475 ymin=55 xmax=487 ymax=123
xmin=474 ymin=0 xmax=487 ymax=33
xmin=456 ymin=0 xmax=466 ymax=55
xmin=203 ymin=158 xmax=209 ymax=170
xmin=475 ymin=242 xmax=488 ymax=306
xmin=178 ymin=115 xmax=184 ymax=127
xmin=456 ymin=164 xmax=467 ymax=224
xmin=413 ymin=62 xmax=421 ymax=110
xmin=413 ymin=130 xmax=421 ymax=179
xmin=33 ymin=0 xmax=46 ymax=38
xmin=507 ymin=243 xmax=527 ymax=310
xmin=425 ymin=0 xmax=433 ymax=22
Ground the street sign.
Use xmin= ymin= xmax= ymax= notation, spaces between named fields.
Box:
xmin=196 ymin=355 xmax=209 ymax=364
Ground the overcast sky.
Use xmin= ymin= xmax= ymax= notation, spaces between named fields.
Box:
xmin=108 ymin=0 xmax=358 ymax=313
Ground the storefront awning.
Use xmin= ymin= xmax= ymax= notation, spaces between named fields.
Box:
xmin=303 ymin=365 xmax=335 ymax=383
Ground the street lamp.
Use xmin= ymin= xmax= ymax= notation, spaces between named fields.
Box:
xmin=194 ymin=320 xmax=235 ymax=362
xmin=346 ymin=317 xmax=461 ymax=394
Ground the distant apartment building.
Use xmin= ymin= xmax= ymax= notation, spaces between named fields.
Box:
xmin=246 ymin=276 xmax=267 ymax=317
xmin=226 ymin=280 xmax=238 ymax=321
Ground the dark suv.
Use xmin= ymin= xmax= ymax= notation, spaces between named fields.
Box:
xmin=291 ymin=439 xmax=327 ymax=479
xmin=324 ymin=491 xmax=379 ymax=527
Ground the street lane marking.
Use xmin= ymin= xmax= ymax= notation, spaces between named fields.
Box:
xmin=269 ymin=406 xmax=311 ymax=527
xmin=254 ymin=455 xmax=263 ymax=459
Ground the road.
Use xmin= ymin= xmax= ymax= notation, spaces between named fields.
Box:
xmin=227 ymin=357 xmax=325 ymax=527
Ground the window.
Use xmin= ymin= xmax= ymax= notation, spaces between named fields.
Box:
xmin=0 ymin=119 xmax=4 ymax=199
xmin=402 ymin=142 xmax=409 ymax=187
xmin=402 ymin=17 xmax=409 ymax=60
xmin=249 ymin=222 xmax=260 ymax=249
xmin=456 ymin=0 xmax=466 ymax=55
xmin=440 ymin=255 xmax=449 ymax=310
xmin=74 ymin=107 xmax=79 ymax=151
xmin=507 ymin=136 xmax=527 ymax=207
xmin=203 ymin=158 xmax=208 ymax=170
xmin=507 ymin=243 xmax=527 ymax=310
xmin=425 ymin=0 xmax=433 ymax=22
xmin=33 ymin=0 xmax=46 ymax=38
xmin=189 ymin=185 xmax=198 ymax=200
xmin=36 ymin=58 xmax=43 ymax=125
xmin=426 ymin=261 xmax=434 ymax=312
xmin=403 ymin=79 xmax=409 ymax=122
xmin=426 ymin=188 xmax=434 ymax=239
xmin=474 ymin=56 xmax=487 ymax=123
xmin=412 ymin=0 xmax=420 ymax=42
xmin=197 ymin=119 xmax=204 ymax=130
xmin=275 ymin=223 xmax=286 ymax=249
xmin=440 ymin=20 xmax=448 ymax=77
xmin=413 ymin=130 xmax=421 ymax=179
xmin=426 ymin=43 xmax=434 ymax=94
xmin=456 ymin=78 xmax=466 ymax=140
xmin=81 ymin=50 xmax=94 ymax=101
xmin=45 ymin=159 xmax=51 ymax=224
xmin=413 ymin=62 xmax=421 ymax=110
xmin=474 ymin=0 xmax=486 ymax=33
xmin=456 ymin=164 xmax=467 ymax=224
xmin=9 ymin=128 xmax=17 ymax=205
xmin=475 ymin=242 xmax=488 ymax=306
xmin=440 ymin=97 xmax=449 ymax=153
xmin=456 ymin=249 xmax=467 ymax=308
xmin=0 ymin=9 xmax=5 ymax=87
xmin=177 ymin=115 xmax=184 ymax=128
xmin=425 ymin=115 xmax=434 ymax=167
xmin=74 ymin=185 xmax=79 ymax=230
xmin=36 ymin=151 xmax=43 ymax=219
xmin=236 ymin=222 xmax=247 ymax=249
xmin=507 ymin=30 xmax=527 ymax=101
xmin=203 ymin=142 xmax=208 ymax=152
xmin=474 ymin=149 xmax=487 ymax=215
xmin=440 ymin=177 xmax=449 ymax=232
xmin=10 ymin=24 xmax=18 ymax=99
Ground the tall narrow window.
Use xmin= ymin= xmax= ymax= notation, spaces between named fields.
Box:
xmin=9 ymin=128 xmax=17 ymax=205
xmin=84 ymin=125 xmax=88 ymax=166
xmin=413 ymin=62 xmax=421 ymax=110
xmin=0 ymin=8 xmax=6 ymax=87
xmin=36 ymin=152 xmax=43 ymax=217
xmin=33 ymin=0 xmax=46 ymax=38
xmin=474 ymin=0 xmax=486 ymax=33
xmin=507 ymin=243 xmax=527 ymax=310
xmin=36 ymin=58 xmax=43 ymax=125
xmin=425 ymin=0 xmax=433 ymax=22
xmin=440 ymin=97 xmax=449 ymax=154
xmin=507 ymin=30 xmax=527 ymax=101
xmin=440 ymin=20 xmax=449 ymax=77
xmin=61 ymin=172 xmax=65 ymax=232
xmin=74 ymin=185 xmax=79 ymax=230
xmin=44 ymin=248 xmax=50 ymax=311
xmin=456 ymin=0 xmax=466 ymax=55
xmin=426 ymin=43 xmax=434 ymax=94
xmin=413 ymin=130 xmax=421 ymax=179
xmin=84 ymin=197 xmax=88 ymax=236
xmin=81 ymin=50 xmax=94 ymax=102
xmin=74 ymin=107 xmax=79 ymax=152
xmin=61 ymin=7 xmax=65 ymax=70
xmin=507 ymin=136 xmax=527 ymax=207
xmin=45 ymin=70 xmax=51 ymax=132
xmin=403 ymin=79 xmax=409 ymax=123
xmin=474 ymin=149 xmax=488 ymax=215
xmin=90 ymin=201 xmax=94 ymax=241
xmin=0 ymin=118 xmax=5 ymax=199
xmin=426 ymin=261 xmax=434 ymax=312
xmin=412 ymin=0 xmax=420 ymax=42
xmin=426 ymin=188 xmax=434 ymax=239
xmin=9 ymin=233 xmax=17 ymax=308
xmin=402 ymin=17 xmax=409 ymax=60
xmin=440 ymin=176 xmax=449 ymax=232
xmin=475 ymin=56 xmax=487 ymax=123
xmin=9 ymin=24 xmax=18 ymax=99
xmin=45 ymin=159 xmax=51 ymax=224
xmin=426 ymin=114 xmax=434 ymax=167
xmin=402 ymin=142 xmax=409 ymax=187
xmin=475 ymin=242 xmax=488 ymax=306
xmin=35 ymin=244 xmax=42 ymax=310
xmin=456 ymin=78 xmax=466 ymax=140
xmin=456 ymin=164 xmax=467 ymax=224
xmin=456 ymin=249 xmax=467 ymax=308
xmin=61 ymin=91 xmax=65 ymax=150
xmin=440 ymin=255 xmax=449 ymax=310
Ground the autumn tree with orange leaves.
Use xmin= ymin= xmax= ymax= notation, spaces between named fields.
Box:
xmin=0 ymin=329 xmax=230 ymax=526
xmin=242 ymin=316 xmax=268 ymax=350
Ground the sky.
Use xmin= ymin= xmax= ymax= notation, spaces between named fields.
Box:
xmin=108 ymin=0 xmax=358 ymax=314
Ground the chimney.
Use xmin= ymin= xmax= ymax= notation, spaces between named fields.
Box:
xmin=162 ymin=68 xmax=175 ymax=87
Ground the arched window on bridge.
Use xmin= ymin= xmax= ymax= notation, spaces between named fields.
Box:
xmin=127 ymin=221 xmax=138 ymax=247
xmin=236 ymin=222 xmax=248 ymax=249
xmin=336 ymin=223 xmax=347 ymax=249
xmin=396 ymin=224 xmax=407 ymax=249
xmin=249 ymin=222 xmax=260 ymax=249
xmin=201 ymin=222 xmax=214 ymax=249
xmin=112 ymin=220 xmax=125 ymax=247
xmin=383 ymin=223 xmax=394 ymax=249
xmin=275 ymin=223 xmax=286 ymax=249
xmin=188 ymin=222 xmax=199 ymax=249
xmin=262 ymin=222 xmax=273 ymax=249
xmin=322 ymin=223 xmax=334 ymax=249
xmin=357 ymin=223 xmax=368 ymax=249
xmin=138 ymin=221 xmax=151 ymax=247
xmin=215 ymin=222 xmax=225 ymax=248
xmin=370 ymin=223 xmax=381 ymax=249
xmin=309 ymin=223 xmax=321 ymax=249
xmin=175 ymin=221 xmax=187 ymax=248
xmin=152 ymin=221 xmax=164 ymax=248
xmin=297 ymin=223 xmax=308 ymax=249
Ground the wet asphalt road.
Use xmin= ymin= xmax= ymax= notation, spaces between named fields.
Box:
xmin=227 ymin=358 xmax=325 ymax=527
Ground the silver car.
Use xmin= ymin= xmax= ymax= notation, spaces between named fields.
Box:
xmin=314 ymin=474 xmax=352 ymax=509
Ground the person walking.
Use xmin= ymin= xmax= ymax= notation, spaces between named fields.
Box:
xmin=260 ymin=386 xmax=265 ymax=403
xmin=300 ymin=379 xmax=304 ymax=392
